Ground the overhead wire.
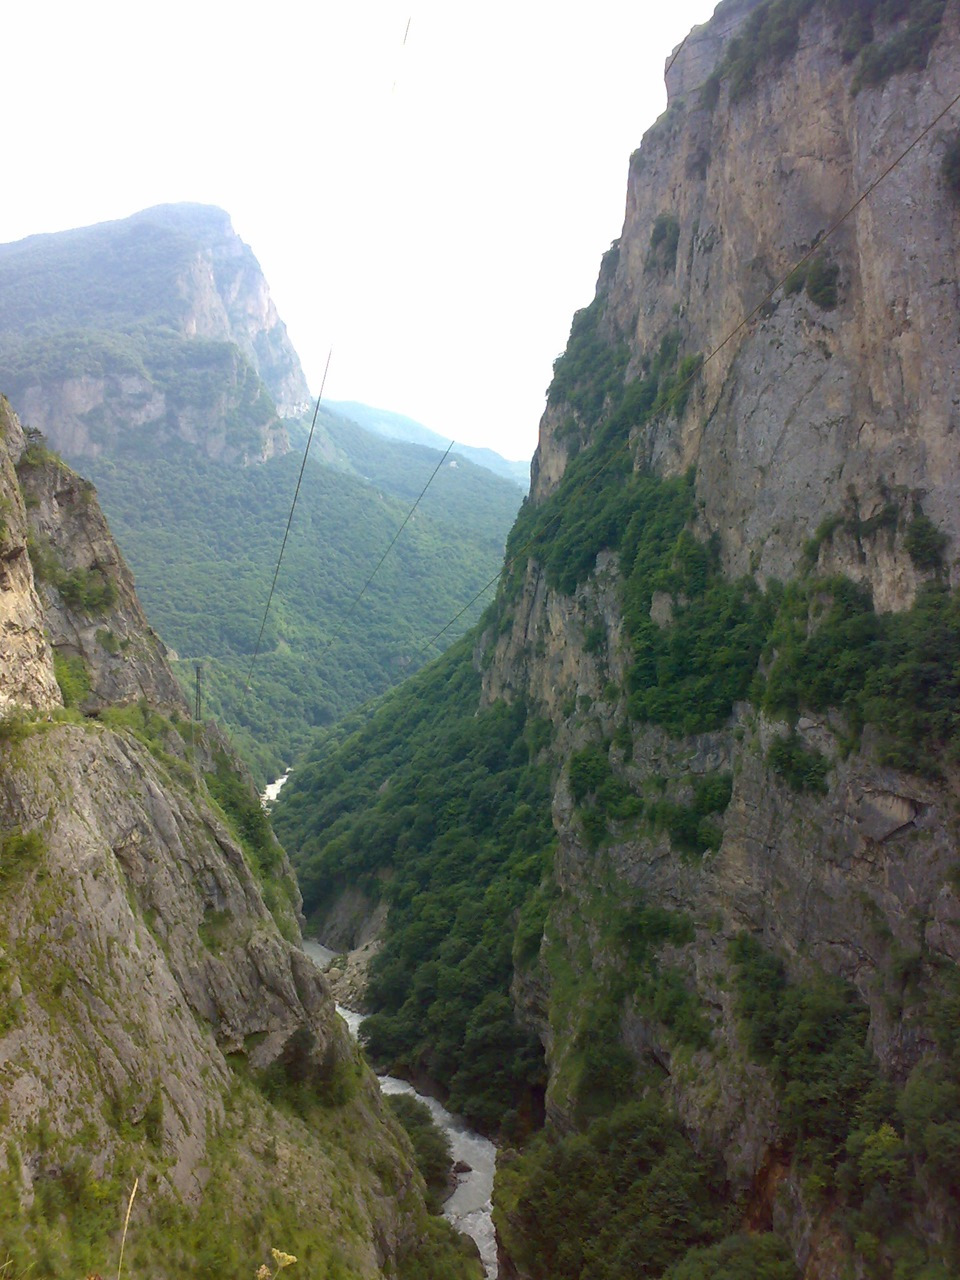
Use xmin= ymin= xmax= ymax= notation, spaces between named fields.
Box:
xmin=238 ymin=7 xmax=754 ymax=708
xmin=241 ymin=14 xmax=416 ymax=707
xmin=321 ymin=438 xmax=457 ymax=654
xmin=243 ymin=349 xmax=333 ymax=696
xmin=400 ymin=73 xmax=960 ymax=672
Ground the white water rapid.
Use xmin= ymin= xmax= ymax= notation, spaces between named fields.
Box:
xmin=261 ymin=771 xmax=290 ymax=806
xmin=302 ymin=940 xmax=499 ymax=1278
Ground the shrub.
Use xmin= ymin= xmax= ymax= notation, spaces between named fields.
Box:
xmin=723 ymin=0 xmax=812 ymax=103
xmin=640 ymin=966 xmax=713 ymax=1049
xmin=96 ymin=627 xmax=122 ymax=655
xmin=729 ymin=934 xmax=882 ymax=1182
xmin=767 ymin=732 xmax=830 ymax=793
xmin=647 ymin=214 xmax=680 ymax=272
xmin=943 ymin=131 xmax=960 ymax=199
xmin=569 ymin=744 xmax=612 ymax=803
xmin=53 ymin=652 xmax=92 ymax=709
xmin=258 ymin=1027 xmax=359 ymax=1112
xmin=905 ymin=512 xmax=947 ymax=571
xmin=569 ymin=743 xmax=642 ymax=849
xmin=57 ymin=566 xmax=117 ymax=613
xmin=206 ymin=749 xmax=282 ymax=879
xmin=387 ymin=1093 xmax=452 ymax=1213
xmin=700 ymin=71 xmax=722 ymax=111
xmin=28 ymin=533 xmax=117 ymax=616
xmin=805 ymin=255 xmax=840 ymax=309
xmin=493 ymin=1099 xmax=735 ymax=1280
xmin=663 ymin=1233 xmax=798 ymax=1279
xmin=853 ymin=0 xmax=948 ymax=91
xmin=714 ymin=0 xmax=947 ymax=102
xmin=784 ymin=263 xmax=807 ymax=295
xmin=649 ymin=773 xmax=732 ymax=856
xmin=0 ymin=828 xmax=46 ymax=892
xmin=547 ymin=297 xmax=629 ymax=430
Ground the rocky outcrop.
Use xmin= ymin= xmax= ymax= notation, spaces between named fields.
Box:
xmin=0 ymin=400 xmax=61 ymax=715
xmin=532 ymin=0 xmax=960 ymax=609
xmin=0 ymin=203 xmax=310 ymax=465
xmin=14 ymin=358 xmax=291 ymax=466
xmin=15 ymin=432 xmax=187 ymax=714
xmin=170 ymin=204 xmax=312 ymax=419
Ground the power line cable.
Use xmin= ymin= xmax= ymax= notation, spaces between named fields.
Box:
xmin=322 ymin=438 xmax=457 ymax=651
xmin=240 ymin=11 xmax=732 ymax=709
xmin=402 ymin=76 xmax=960 ymax=670
xmin=247 ymin=27 xmax=960 ymax=708
xmin=243 ymin=349 xmax=333 ymax=696
xmin=241 ymin=16 xmax=448 ymax=709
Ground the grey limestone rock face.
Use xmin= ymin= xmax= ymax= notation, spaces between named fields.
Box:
xmin=0 ymin=400 xmax=61 ymax=715
xmin=0 ymin=400 xmax=444 ymax=1272
xmin=0 ymin=722 xmax=328 ymax=1196
xmin=16 ymin=438 xmax=188 ymax=714
xmin=533 ymin=0 xmax=960 ymax=608
xmin=490 ymin=6 xmax=960 ymax=1276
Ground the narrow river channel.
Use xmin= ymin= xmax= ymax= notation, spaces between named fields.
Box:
xmin=301 ymin=940 xmax=498 ymax=1278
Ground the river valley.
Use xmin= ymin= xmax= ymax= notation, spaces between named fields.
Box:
xmin=301 ymin=940 xmax=499 ymax=1278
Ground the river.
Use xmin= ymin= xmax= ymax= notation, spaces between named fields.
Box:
xmin=261 ymin=771 xmax=290 ymax=805
xmin=301 ymin=940 xmax=498 ymax=1278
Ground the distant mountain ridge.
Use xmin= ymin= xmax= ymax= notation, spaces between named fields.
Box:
xmin=0 ymin=204 xmax=523 ymax=778
xmin=329 ymin=399 xmax=530 ymax=488
xmin=0 ymin=203 xmax=308 ymax=462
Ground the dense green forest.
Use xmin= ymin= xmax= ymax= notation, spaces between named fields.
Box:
xmin=80 ymin=437 xmax=520 ymax=782
xmin=276 ymin=434 xmax=960 ymax=1274
xmin=273 ymin=636 xmax=552 ymax=1132
xmin=0 ymin=207 xmax=200 ymax=334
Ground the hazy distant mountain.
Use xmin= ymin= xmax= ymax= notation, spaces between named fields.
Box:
xmin=329 ymin=399 xmax=530 ymax=489
xmin=0 ymin=204 xmax=310 ymax=462
xmin=0 ymin=205 xmax=523 ymax=779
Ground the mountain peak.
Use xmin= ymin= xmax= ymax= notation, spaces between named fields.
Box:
xmin=0 ymin=205 xmax=311 ymax=460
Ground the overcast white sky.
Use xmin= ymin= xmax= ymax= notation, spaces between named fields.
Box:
xmin=4 ymin=0 xmax=718 ymax=462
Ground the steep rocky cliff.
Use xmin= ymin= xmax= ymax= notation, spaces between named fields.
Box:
xmin=0 ymin=402 xmax=61 ymax=715
xmin=527 ymin=0 xmax=960 ymax=603
xmin=277 ymin=3 xmax=960 ymax=1277
xmin=0 ymin=203 xmax=308 ymax=463
xmin=0 ymin=397 xmax=479 ymax=1278
xmin=486 ymin=0 xmax=960 ymax=1275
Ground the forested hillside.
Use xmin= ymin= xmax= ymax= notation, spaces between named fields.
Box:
xmin=328 ymin=400 xmax=530 ymax=489
xmin=0 ymin=205 xmax=523 ymax=779
xmin=83 ymin=435 xmax=521 ymax=779
xmin=274 ymin=2 xmax=960 ymax=1276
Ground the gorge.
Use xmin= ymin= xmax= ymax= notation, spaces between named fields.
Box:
xmin=275 ymin=1 xmax=960 ymax=1276
xmin=2 ymin=0 xmax=960 ymax=1275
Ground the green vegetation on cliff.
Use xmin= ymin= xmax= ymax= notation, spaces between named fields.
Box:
xmin=703 ymin=0 xmax=948 ymax=104
xmin=275 ymin=637 xmax=551 ymax=1131
xmin=730 ymin=935 xmax=960 ymax=1275
xmin=387 ymin=1094 xmax=454 ymax=1213
xmin=494 ymin=1100 xmax=735 ymax=1280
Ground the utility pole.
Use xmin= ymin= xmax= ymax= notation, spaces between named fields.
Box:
xmin=195 ymin=663 xmax=202 ymax=722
